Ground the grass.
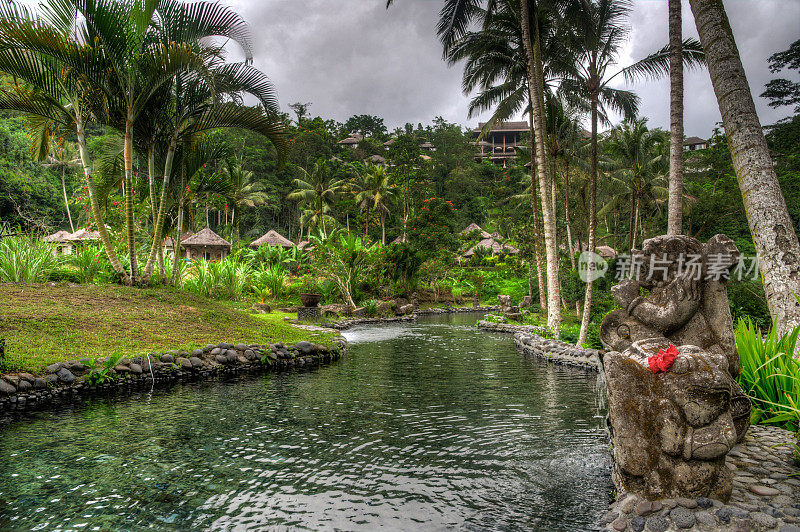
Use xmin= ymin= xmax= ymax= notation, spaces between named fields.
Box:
xmin=0 ymin=283 xmax=337 ymax=374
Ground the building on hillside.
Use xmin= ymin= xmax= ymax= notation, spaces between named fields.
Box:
xmin=461 ymin=237 xmax=520 ymax=259
xmin=43 ymin=230 xmax=74 ymax=255
xmin=684 ymin=136 xmax=708 ymax=151
xmin=67 ymin=228 xmax=101 ymax=248
xmin=368 ymin=154 xmax=386 ymax=165
xmin=419 ymin=142 xmax=435 ymax=151
xmin=338 ymin=133 xmax=363 ymax=148
xmin=181 ymin=227 xmax=231 ymax=261
xmin=250 ymin=229 xmax=294 ymax=249
xmin=471 ymin=121 xmax=528 ymax=167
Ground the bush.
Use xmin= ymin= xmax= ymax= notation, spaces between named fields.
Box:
xmin=736 ymin=318 xmax=800 ymax=431
xmin=0 ymin=235 xmax=57 ymax=282
xmin=48 ymin=267 xmax=83 ymax=284
xmin=362 ymin=299 xmax=378 ymax=317
xmin=70 ymin=244 xmax=104 ymax=283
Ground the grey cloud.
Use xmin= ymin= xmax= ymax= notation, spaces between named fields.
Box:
xmin=228 ymin=0 xmax=798 ymax=138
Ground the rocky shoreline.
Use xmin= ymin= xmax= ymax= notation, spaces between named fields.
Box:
xmin=327 ymin=306 xmax=500 ymax=330
xmin=600 ymin=424 xmax=800 ymax=531
xmin=477 ymin=320 xmax=601 ymax=371
xmin=0 ymin=339 xmax=346 ymax=418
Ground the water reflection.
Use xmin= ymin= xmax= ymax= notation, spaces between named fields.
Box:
xmin=0 ymin=313 xmax=611 ymax=531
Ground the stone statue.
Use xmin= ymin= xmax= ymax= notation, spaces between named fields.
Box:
xmin=600 ymin=234 xmax=752 ymax=501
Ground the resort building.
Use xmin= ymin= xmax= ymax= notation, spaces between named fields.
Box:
xmin=471 ymin=121 xmax=528 ymax=167
xmin=250 ymin=229 xmax=294 ymax=249
xmin=181 ymin=227 xmax=231 ymax=261
xmin=43 ymin=230 xmax=74 ymax=255
xmin=164 ymin=231 xmax=194 ymax=257
xmin=684 ymin=136 xmax=708 ymax=151
xmin=338 ymin=133 xmax=363 ymax=148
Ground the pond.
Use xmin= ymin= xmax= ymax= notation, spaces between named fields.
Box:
xmin=0 ymin=313 xmax=611 ymax=531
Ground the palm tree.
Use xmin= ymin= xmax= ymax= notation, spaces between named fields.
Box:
xmin=559 ymin=0 xmax=705 ymax=345
xmin=288 ymin=161 xmax=346 ymax=238
xmin=667 ymin=0 xmax=683 ymax=235
xmin=0 ymin=1 xmax=130 ymax=282
xmin=689 ymin=0 xmax=800 ymax=340
xmin=601 ymin=119 xmax=668 ymax=250
xmin=220 ymin=161 xmax=270 ymax=244
xmin=42 ymin=141 xmax=80 ymax=233
xmin=354 ymin=164 xmax=395 ymax=244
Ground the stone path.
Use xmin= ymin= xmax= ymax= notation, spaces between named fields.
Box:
xmin=601 ymin=424 xmax=800 ymax=531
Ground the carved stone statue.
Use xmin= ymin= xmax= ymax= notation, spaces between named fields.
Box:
xmin=600 ymin=234 xmax=752 ymax=501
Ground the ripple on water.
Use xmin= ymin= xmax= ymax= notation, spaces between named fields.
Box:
xmin=0 ymin=313 xmax=611 ymax=531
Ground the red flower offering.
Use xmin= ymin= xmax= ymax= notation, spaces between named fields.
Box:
xmin=648 ymin=344 xmax=679 ymax=373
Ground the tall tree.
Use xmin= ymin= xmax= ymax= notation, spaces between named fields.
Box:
xmin=667 ymin=0 xmax=683 ymax=235
xmin=354 ymin=164 xmax=395 ymax=245
xmin=690 ymin=0 xmax=800 ymax=341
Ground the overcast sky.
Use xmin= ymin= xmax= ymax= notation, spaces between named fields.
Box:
xmin=225 ymin=0 xmax=797 ymax=138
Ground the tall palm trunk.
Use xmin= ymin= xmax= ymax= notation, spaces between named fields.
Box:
xmin=171 ymin=203 xmax=184 ymax=286
xmin=76 ymin=118 xmax=130 ymax=284
xmin=142 ymin=136 xmax=177 ymax=281
xmin=690 ymin=0 xmax=800 ymax=343
xmin=667 ymin=0 xmax=683 ymax=235
xmin=61 ymin=165 xmax=74 ymax=233
xmin=577 ymin=95 xmax=598 ymax=346
xmin=521 ymin=0 xmax=560 ymax=335
xmin=564 ymin=160 xmax=575 ymax=270
xmin=529 ymin=114 xmax=547 ymax=310
xmin=123 ymin=114 xmax=138 ymax=282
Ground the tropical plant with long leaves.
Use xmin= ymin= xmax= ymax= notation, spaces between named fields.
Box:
xmin=353 ymin=164 xmax=395 ymax=244
xmin=288 ymin=160 xmax=346 ymax=239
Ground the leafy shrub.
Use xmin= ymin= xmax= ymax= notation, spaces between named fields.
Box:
xmin=70 ymin=244 xmax=104 ymax=283
xmin=736 ymin=318 xmax=800 ymax=431
xmin=48 ymin=267 xmax=83 ymax=284
xmin=0 ymin=235 xmax=57 ymax=282
xmin=254 ymin=264 xmax=287 ymax=299
xmin=362 ymin=299 xmax=378 ymax=317
xmin=86 ymin=353 xmax=124 ymax=385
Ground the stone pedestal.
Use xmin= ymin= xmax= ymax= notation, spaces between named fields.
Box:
xmin=297 ymin=307 xmax=321 ymax=321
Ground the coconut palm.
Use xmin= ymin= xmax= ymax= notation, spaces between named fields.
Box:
xmin=601 ymin=119 xmax=668 ymax=251
xmin=219 ymin=161 xmax=271 ymax=244
xmin=689 ymin=0 xmax=800 ymax=340
xmin=558 ymin=0 xmax=705 ymax=345
xmin=0 ymin=1 xmax=130 ymax=282
xmin=667 ymin=0 xmax=683 ymax=235
xmin=354 ymin=164 xmax=395 ymax=245
xmin=288 ymin=161 xmax=346 ymax=238
xmin=42 ymin=140 xmax=80 ymax=233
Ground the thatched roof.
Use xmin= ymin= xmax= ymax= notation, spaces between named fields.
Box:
xmin=164 ymin=231 xmax=194 ymax=248
xmin=684 ymin=136 xmax=706 ymax=146
xmin=43 ymin=230 xmax=72 ymax=243
xmin=181 ymin=227 xmax=231 ymax=248
xmin=383 ymin=138 xmax=395 ymax=147
xmin=67 ymin=228 xmax=100 ymax=241
xmin=419 ymin=142 xmax=434 ymax=149
xmin=368 ymin=154 xmax=386 ymax=164
xmin=462 ymin=238 xmax=519 ymax=258
xmin=472 ymin=121 xmax=528 ymax=133
xmin=461 ymin=223 xmax=491 ymax=239
xmin=250 ymin=229 xmax=294 ymax=249
xmin=391 ymin=234 xmax=408 ymax=245
xmin=596 ymin=245 xmax=617 ymax=259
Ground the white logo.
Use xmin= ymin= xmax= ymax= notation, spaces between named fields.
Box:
xmin=578 ymin=251 xmax=608 ymax=283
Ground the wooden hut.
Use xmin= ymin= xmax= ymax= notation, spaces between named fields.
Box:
xmin=250 ymin=229 xmax=294 ymax=249
xmin=462 ymin=237 xmax=519 ymax=259
xmin=181 ymin=227 xmax=231 ymax=261
xmin=43 ymin=230 xmax=74 ymax=255
xmin=460 ymin=222 xmax=491 ymax=239
xmin=163 ymin=231 xmax=194 ymax=257
xmin=66 ymin=228 xmax=101 ymax=249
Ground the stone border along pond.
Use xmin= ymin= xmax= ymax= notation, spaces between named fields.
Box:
xmin=0 ymin=339 xmax=346 ymax=417
xmin=324 ymin=305 xmax=501 ymax=330
xmin=479 ymin=319 xmax=800 ymax=531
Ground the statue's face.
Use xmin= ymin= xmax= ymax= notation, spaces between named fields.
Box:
xmin=635 ymin=235 xmax=704 ymax=288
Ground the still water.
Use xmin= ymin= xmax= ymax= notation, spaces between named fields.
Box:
xmin=0 ymin=313 xmax=611 ymax=531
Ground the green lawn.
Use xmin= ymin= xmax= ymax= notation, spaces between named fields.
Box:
xmin=0 ymin=283 xmax=336 ymax=373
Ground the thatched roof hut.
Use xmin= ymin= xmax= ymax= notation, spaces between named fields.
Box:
xmin=368 ymin=154 xmax=386 ymax=164
xmin=250 ymin=229 xmax=294 ymax=249
xmin=181 ymin=227 xmax=231 ymax=260
xmin=462 ymin=238 xmax=519 ymax=258
xmin=391 ymin=234 xmax=408 ymax=245
xmin=43 ymin=230 xmax=71 ymax=243
xmin=460 ymin=223 xmax=491 ymax=239
xmin=67 ymin=228 xmax=100 ymax=242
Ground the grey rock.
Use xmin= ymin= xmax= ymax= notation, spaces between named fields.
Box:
xmin=780 ymin=525 xmax=800 ymax=532
xmin=620 ymin=495 xmax=638 ymax=514
xmin=56 ymin=367 xmax=75 ymax=384
xmin=211 ymin=347 xmax=222 ymax=356
xmin=176 ymin=357 xmax=192 ymax=369
xmin=192 ymin=349 xmax=204 ymax=357
xmin=44 ymin=374 xmax=58 ymax=384
xmin=189 ymin=357 xmax=203 ymax=368
xmin=45 ymin=362 xmax=62 ymax=373
xmin=751 ymin=512 xmax=778 ymax=529
xmin=0 ymin=379 xmax=16 ymax=395
xmin=645 ymin=515 xmax=669 ymax=532
xmin=631 ymin=516 xmax=646 ymax=532
xmin=669 ymin=507 xmax=695 ymax=529
xmin=160 ymin=354 xmax=174 ymax=363
xmin=129 ymin=363 xmax=143 ymax=375
xmin=695 ymin=511 xmax=716 ymax=527
xmin=611 ymin=515 xmax=628 ymax=531
xmin=234 ymin=343 xmax=247 ymax=351
xmin=749 ymin=484 xmax=781 ymax=496
xmin=215 ymin=354 xmax=227 ymax=364
xmin=600 ymin=511 xmax=619 ymax=526
xmin=676 ymin=497 xmax=697 ymax=509
xmin=295 ymin=341 xmax=314 ymax=355
xmin=636 ymin=500 xmax=662 ymax=516
xmin=16 ymin=380 xmax=32 ymax=392
xmin=33 ymin=378 xmax=46 ymax=389
xmin=696 ymin=497 xmax=713 ymax=509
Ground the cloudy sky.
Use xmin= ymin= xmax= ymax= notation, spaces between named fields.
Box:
xmin=225 ymin=0 xmax=797 ymax=138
